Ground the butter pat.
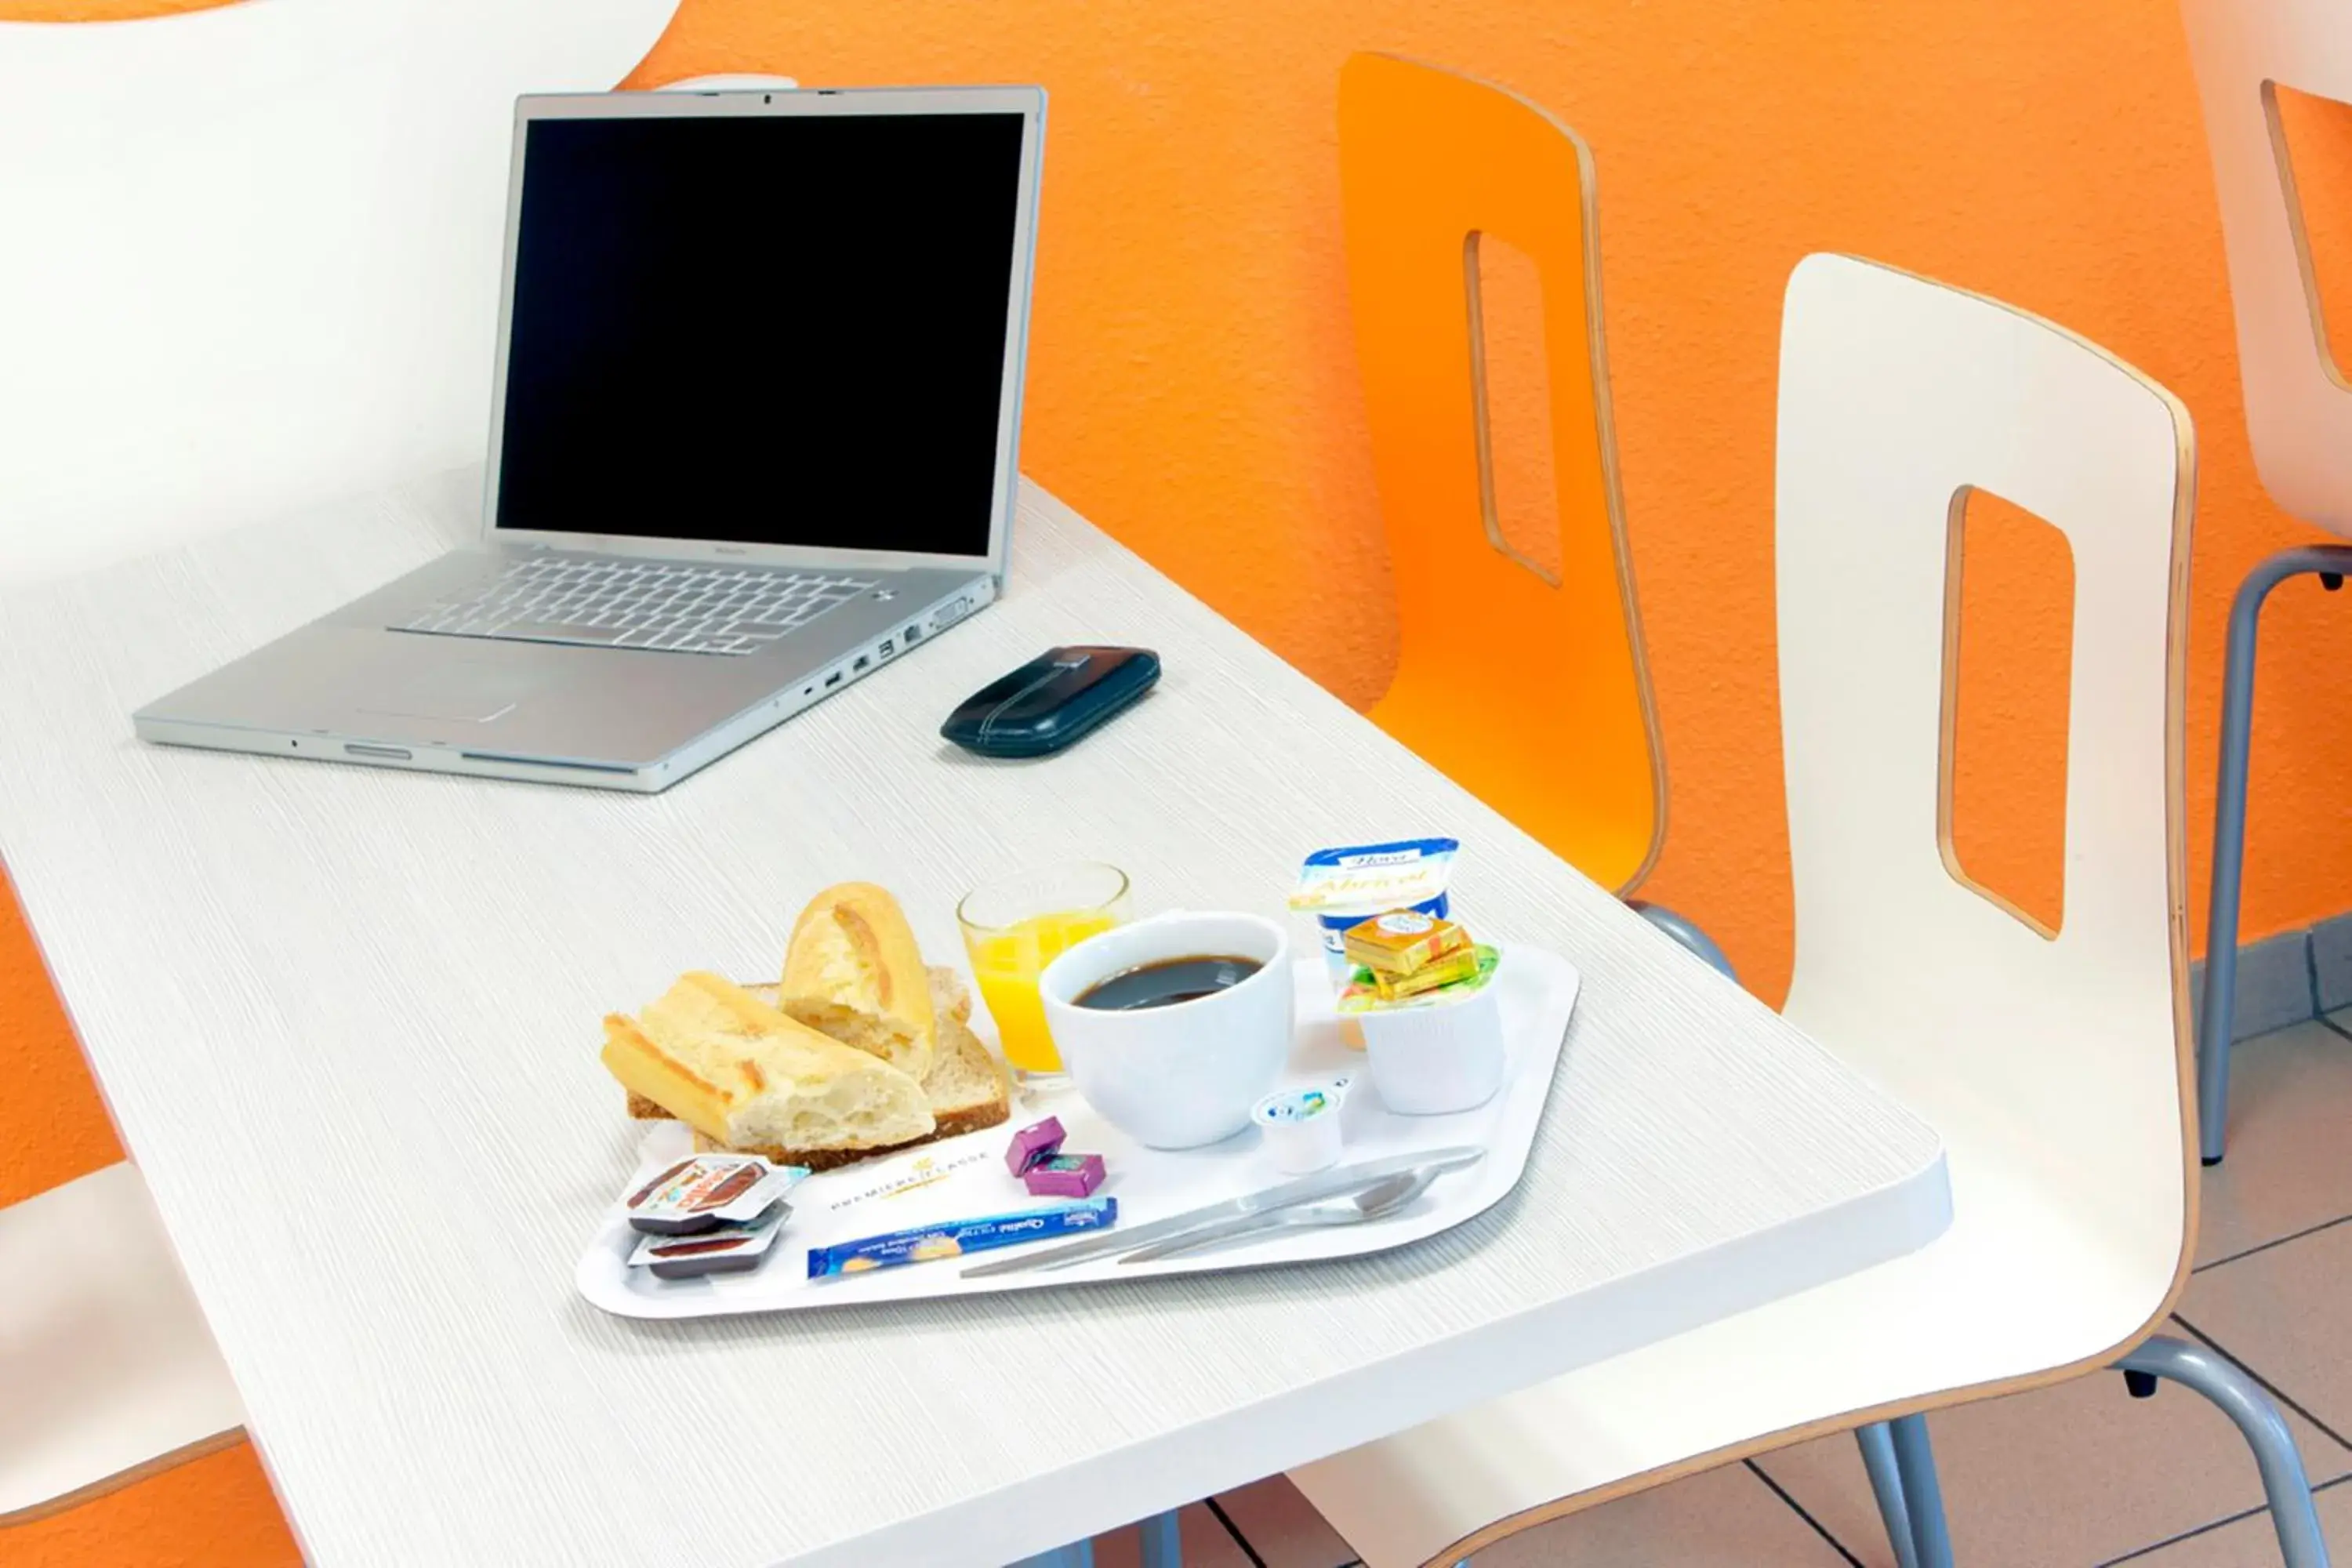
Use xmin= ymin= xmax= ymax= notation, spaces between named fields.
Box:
xmin=1338 ymin=945 xmax=1501 ymax=1014
xmin=1372 ymin=945 xmax=1482 ymax=1001
xmin=1343 ymin=909 xmax=1470 ymax=978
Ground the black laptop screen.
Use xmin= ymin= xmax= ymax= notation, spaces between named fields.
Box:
xmin=492 ymin=108 xmax=1028 ymax=557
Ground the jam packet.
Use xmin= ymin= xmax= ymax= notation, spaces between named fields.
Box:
xmin=1021 ymin=1152 xmax=1106 ymax=1199
xmin=622 ymin=1153 xmax=808 ymax=1236
xmin=626 ymin=1208 xmax=789 ymax=1279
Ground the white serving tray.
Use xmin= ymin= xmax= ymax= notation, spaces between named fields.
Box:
xmin=575 ymin=944 xmax=1580 ymax=1319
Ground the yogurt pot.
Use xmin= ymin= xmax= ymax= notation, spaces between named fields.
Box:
xmin=1353 ymin=957 xmax=1508 ymax=1115
xmin=1288 ymin=837 xmax=1459 ymax=986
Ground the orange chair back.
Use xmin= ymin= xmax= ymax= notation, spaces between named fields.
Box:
xmin=1338 ymin=53 xmax=1664 ymax=894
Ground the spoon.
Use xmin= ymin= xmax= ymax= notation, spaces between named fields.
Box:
xmin=1116 ymin=1167 xmax=1440 ymax=1265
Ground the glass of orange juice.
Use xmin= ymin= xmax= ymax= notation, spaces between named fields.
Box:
xmin=956 ymin=862 xmax=1131 ymax=1078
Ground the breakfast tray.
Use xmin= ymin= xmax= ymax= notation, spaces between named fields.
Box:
xmin=575 ymin=944 xmax=1581 ymax=1318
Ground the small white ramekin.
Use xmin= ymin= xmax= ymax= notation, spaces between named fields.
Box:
xmin=1354 ymin=961 xmax=1508 ymax=1115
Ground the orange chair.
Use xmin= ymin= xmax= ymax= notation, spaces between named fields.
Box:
xmin=1338 ymin=53 xmax=1721 ymax=963
xmin=1099 ymin=78 xmax=1728 ymax=1563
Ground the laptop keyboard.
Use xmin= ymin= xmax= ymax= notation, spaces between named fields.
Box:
xmin=395 ymin=557 xmax=879 ymax=656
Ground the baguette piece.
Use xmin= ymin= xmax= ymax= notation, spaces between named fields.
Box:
xmin=780 ymin=883 xmax=935 ymax=1080
xmin=693 ymin=1011 xmax=1010 ymax=1171
xmin=602 ymin=972 xmax=933 ymax=1156
xmin=632 ymin=970 xmax=1009 ymax=1172
xmin=622 ymin=967 xmax=968 ymax=1120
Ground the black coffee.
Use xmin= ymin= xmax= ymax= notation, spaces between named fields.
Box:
xmin=1076 ymin=955 xmax=1264 ymax=1011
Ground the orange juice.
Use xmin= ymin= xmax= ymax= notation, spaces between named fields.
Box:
xmin=964 ymin=907 xmax=1121 ymax=1073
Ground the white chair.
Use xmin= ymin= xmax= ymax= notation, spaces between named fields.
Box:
xmin=2176 ymin=0 xmax=2352 ymax=1164
xmin=0 ymin=3 xmax=687 ymax=1512
xmin=0 ymin=1163 xmax=244 ymax=1526
xmin=0 ymin=0 xmax=679 ymax=585
xmin=1288 ymin=254 xmax=2331 ymax=1566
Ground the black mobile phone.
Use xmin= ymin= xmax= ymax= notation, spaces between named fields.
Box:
xmin=939 ymin=647 xmax=1160 ymax=758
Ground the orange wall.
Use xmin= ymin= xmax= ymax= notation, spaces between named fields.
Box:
xmin=2 ymin=2 xmax=2349 ymax=1561
xmin=622 ymin=0 xmax=2352 ymax=996
xmin=0 ymin=1 xmax=230 ymax=17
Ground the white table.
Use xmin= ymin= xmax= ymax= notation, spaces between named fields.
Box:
xmin=0 ymin=472 xmax=1949 ymax=1568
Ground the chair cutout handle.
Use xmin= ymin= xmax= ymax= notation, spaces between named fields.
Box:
xmin=1465 ymin=230 xmax=1563 ymax=588
xmin=2262 ymin=81 xmax=2352 ymax=395
xmin=1934 ymin=483 xmax=2069 ymax=942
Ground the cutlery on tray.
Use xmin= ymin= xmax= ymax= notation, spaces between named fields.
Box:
xmin=1115 ymin=1167 xmax=1442 ymax=1265
xmin=960 ymin=1145 xmax=1486 ymax=1278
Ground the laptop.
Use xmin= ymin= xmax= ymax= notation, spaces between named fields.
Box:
xmin=134 ymin=85 xmax=1046 ymax=793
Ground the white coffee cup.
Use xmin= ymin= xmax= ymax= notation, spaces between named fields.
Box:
xmin=1040 ymin=912 xmax=1294 ymax=1149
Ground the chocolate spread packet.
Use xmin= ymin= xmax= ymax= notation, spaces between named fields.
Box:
xmin=621 ymin=1154 xmax=807 ymax=1236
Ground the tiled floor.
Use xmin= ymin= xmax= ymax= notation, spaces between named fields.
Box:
xmin=1119 ymin=1011 xmax=2352 ymax=1568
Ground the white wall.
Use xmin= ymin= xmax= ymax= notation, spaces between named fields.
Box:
xmin=0 ymin=0 xmax=677 ymax=582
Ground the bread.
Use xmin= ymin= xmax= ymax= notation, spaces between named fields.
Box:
xmin=931 ymin=964 xmax=974 ymax=1026
xmin=780 ymin=883 xmax=935 ymax=1080
xmin=693 ymin=1011 xmax=1010 ymax=1171
xmin=603 ymin=972 xmax=935 ymax=1156
xmin=912 ymin=1007 xmax=1011 ymax=1139
xmin=627 ymin=968 xmax=1009 ymax=1172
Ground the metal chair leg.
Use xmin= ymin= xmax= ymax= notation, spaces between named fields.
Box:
xmin=2197 ymin=544 xmax=2352 ymax=1165
xmin=2115 ymin=1336 xmax=2332 ymax=1568
xmin=1137 ymin=1508 xmax=1183 ymax=1568
xmin=1887 ymin=1413 xmax=1955 ymax=1568
xmin=1857 ymin=1421 xmax=1925 ymax=1568
xmin=1628 ymin=900 xmax=1737 ymax=985
xmin=1016 ymin=1510 xmax=1180 ymax=1568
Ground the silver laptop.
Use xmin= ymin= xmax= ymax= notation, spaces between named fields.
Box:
xmin=135 ymin=84 xmax=1046 ymax=793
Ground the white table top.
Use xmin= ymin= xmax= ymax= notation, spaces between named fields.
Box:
xmin=0 ymin=473 xmax=1948 ymax=1568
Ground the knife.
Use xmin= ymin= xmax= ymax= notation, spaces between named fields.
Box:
xmin=959 ymin=1145 xmax=1486 ymax=1279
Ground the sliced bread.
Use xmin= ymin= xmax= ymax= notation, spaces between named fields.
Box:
xmin=603 ymin=972 xmax=935 ymax=1156
xmin=694 ymin=1011 xmax=1009 ymax=1171
xmin=909 ymin=1008 xmax=1011 ymax=1140
xmin=779 ymin=882 xmax=935 ymax=1080
xmin=632 ymin=968 xmax=1009 ymax=1171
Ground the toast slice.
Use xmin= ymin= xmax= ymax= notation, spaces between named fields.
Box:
xmin=908 ymin=1009 xmax=1011 ymax=1139
xmin=603 ymin=972 xmax=935 ymax=1156
xmin=779 ymin=883 xmax=935 ymax=1080
xmin=627 ymin=969 xmax=1007 ymax=1171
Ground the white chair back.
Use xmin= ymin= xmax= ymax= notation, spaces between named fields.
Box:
xmin=1287 ymin=260 xmax=2199 ymax=1565
xmin=2180 ymin=0 xmax=2352 ymax=534
xmin=1776 ymin=254 xmax=2195 ymax=1296
xmin=0 ymin=1163 xmax=242 ymax=1523
xmin=0 ymin=0 xmax=677 ymax=584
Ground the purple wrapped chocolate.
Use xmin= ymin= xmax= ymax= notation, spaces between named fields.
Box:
xmin=1004 ymin=1116 xmax=1067 ymax=1177
xmin=1022 ymin=1152 xmax=1105 ymax=1199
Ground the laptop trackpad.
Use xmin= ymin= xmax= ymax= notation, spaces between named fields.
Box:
xmin=352 ymin=657 xmax=563 ymax=724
